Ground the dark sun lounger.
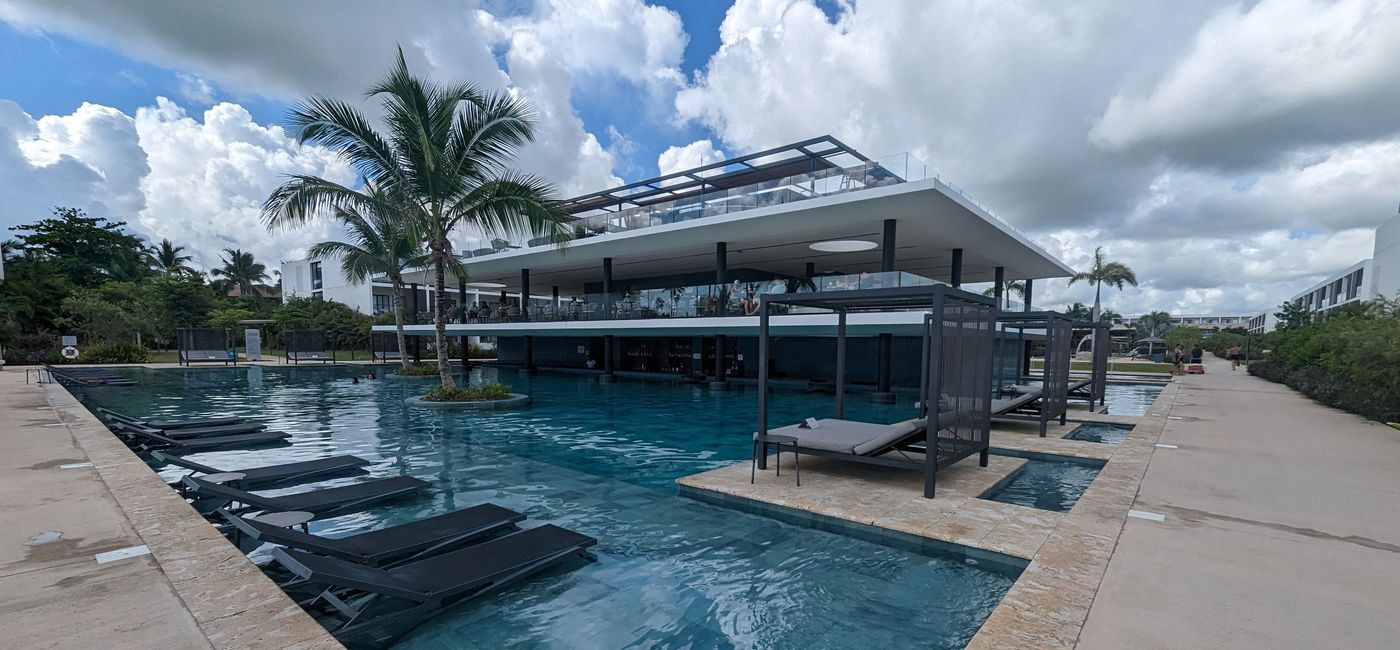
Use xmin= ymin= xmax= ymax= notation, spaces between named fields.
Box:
xmin=96 ymin=406 xmax=246 ymax=430
xmin=113 ymin=421 xmax=268 ymax=439
xmin=272 ymin=524 xmax=597 ymax=647
xmin=222 ymin=504 xmax=525 ymax=566
xmin=151 ymin=451 xmax=370 ymax=490
xmin=181 ymin=474 xmax=428 ymax=519
xmin=124 ymin=428 xmax=290 ymax=453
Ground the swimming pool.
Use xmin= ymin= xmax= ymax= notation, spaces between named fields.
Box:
xmin=981 ymin=450 xmax=1105 ymax=512
xmin=74 ymin=366 xmax=1021 ymax=649
xmin=1064 ymin=422 xmax=1134 ymax=444
xmin=1100 ymin=382 xmax=1164 ymax=416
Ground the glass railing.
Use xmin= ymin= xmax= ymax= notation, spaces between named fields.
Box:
xmin=456 ymin=271 xmax=939 ymax=323
xmin=457 ymin=151 xmax=1004 ymax=255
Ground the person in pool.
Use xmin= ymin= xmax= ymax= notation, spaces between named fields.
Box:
xmin=352 ymin=376 xmax=361 ymax=384
xmin=367 ymin=372 xmax=377 ymax=380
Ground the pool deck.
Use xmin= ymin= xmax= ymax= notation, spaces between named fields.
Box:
xmin=0 ymin=369 xmax=342 ymax=649
xmin=1078 ymin=356 xmax=1400 ymax=649
xmin=679 ymin=381 xmax=1178 ymax=647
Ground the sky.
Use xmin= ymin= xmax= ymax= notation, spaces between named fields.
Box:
xmin=2 ymin=0 xmax=1399 ymax=317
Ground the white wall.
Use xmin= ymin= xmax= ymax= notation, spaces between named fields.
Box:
xmin=279 ymin=256 xmax=374 ymax=313
xmin=1371 ymin=213 xmax=1400 ymax=302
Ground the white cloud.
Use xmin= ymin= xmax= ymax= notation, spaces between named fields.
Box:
xmin=0 ymin=96 xmax=355 ymax=270
xmin=674 ymin=0 xmax=1400 ymax=316
xmin=175 ymin=73 xmax=216 ymax=105
xmin=657 ymin=139 xmax=726 ymax=176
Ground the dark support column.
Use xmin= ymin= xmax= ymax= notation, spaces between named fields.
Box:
xmin=836 ymin=310 xmax=847 ymax=419
xmin=805 ymin=261 xmax=815 ymax=279
xmin=1021 ymin=279 xmax=1034 ymax=376
xmin=872 ymin=219 xmax=896 ymax=403
xmin=950 ymin=248 xmax=964 ymax=287
xmin=524 ymin=336 xmax=534 ymax=375
xmin=551 ymin=285 xmax=559 ymax=318
xmin=410 ymin=283 xmax=421 ymax=364
xmin=711 ymin=243 xmax=731 ymax=390
xmin=520 ymin=269 xmax=530 ymax=322
xmin=757 ymin=303 xmax=770 ymax=470
xmin=993 ymin=266 xmax=1004 ymax=388
xmin=601 ymin=258 xmax=616 ymax=382
xmin=458 ymin=279 xmax=469 ymax=373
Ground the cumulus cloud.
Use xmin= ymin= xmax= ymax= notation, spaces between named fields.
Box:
xmin=657 ymin=139 xmax=726 ymax=176
xmin=0 ymin=96 xmax=354 ymax=270
xmin=676 ymin=0 xmax=1400 ymax=315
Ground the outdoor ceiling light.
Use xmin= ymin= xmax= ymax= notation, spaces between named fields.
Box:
xmin=465 ymin=281 xmax=507 ymax=288
xmin=809 ymin=240 xmax=879 ymax=253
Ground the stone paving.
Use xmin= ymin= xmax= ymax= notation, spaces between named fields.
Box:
xmin=0 ymin=369 xmax=341 ymax=650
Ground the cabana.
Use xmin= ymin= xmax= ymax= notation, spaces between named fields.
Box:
xmin=285 ymin=329 xmax=335 ymax=364
xmin=177 ymin=328 xmax=234 ymax=366
xmin=754 ymin=284 xmax=996 ymax=499
xmin=992 ymin=311 xmax=1073 ymax=436
xmin=1068 ymin=321 xmax=1110 ymax=408
xmin=370 ymin=331 xmax=402 ymax=363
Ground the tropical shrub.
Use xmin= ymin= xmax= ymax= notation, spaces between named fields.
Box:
xmin=2 ymin=332 xmax=58 ymax=365
xmin=422 ymin=381 xmax=513 ymax=402
xmin=393 ymin=363 xmax=440 ymax=376
xmin=54 ymin=342 xmax=151 ymax=364
xmin=1248 ymin=307 xmax=1400 ymax=422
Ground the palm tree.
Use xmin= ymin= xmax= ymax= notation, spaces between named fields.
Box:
xmin=1065 ymin=302 xmax=1092 ymax=322
xmin=262 ymin=48 xmax=569 ymax=389
xmin=1099 ymin=308 xmax=1122 ymax=324
xmin=147 ymin=238 xmax=197 ymax=276
xmin=1136 ymin=310 xmax=1172 ymax=356
xmin=1069 ymin=247 xmax=1138 ymax=322
xmin=980 ymin=279 xmax=1027 ymax=309
xmin=308 ymin=187 xmax=421 ymax=369
xmin=211 ymin=248 xmax=269 ymax=298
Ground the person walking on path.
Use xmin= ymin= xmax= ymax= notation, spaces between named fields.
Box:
xmin=1228 ymin=345 xmax=1243 ymax=371
xmin=1173 ymin=345 xmax=1186 ymax=376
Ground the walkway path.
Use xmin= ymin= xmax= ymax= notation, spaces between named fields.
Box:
xmin=0 ymin=369 xmax=338 ymax=649
xmin=1078 ymin=356 xmax=1400 ymax=649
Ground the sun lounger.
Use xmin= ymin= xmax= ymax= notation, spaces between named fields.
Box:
xmin=222 ymin=503 xmax=525 ymax=566
xmin=181 ymin=474 xmax=428 ymax=519
xmin=271 ymin=524 xmax=597 ymax=647
xmin=151 ymin=451 xmax=369 ymax=490
xmin=97 ymin=407 xmax=245 ymax=430
xmin=287 ymin=351 xmax=334 ymax=363
xmin=124 ymin=428 xmax=290 ymax=453
xmin=990 ymin=390 xmax=1042 ymax=415
xmin=111 ymin=420 xmax=267 ymax=439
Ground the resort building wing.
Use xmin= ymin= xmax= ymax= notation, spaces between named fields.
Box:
xmin=378 ymin=136 xmax=1074 ymax=389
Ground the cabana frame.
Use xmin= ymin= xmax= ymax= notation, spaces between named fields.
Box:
xmin=1070 ymin=321 xmax=1111 ymax=408
xmin=756 ymin=284 xmax=996 ymax=498
xmin=177 ymin=327 xmax=234 ymax=366
xmin=285 ymin=329 xmax=335 ymax=364
xmin=370 ymin=331 xmax=403 ymax=364
xmin=994 ymin=311 xmax=1073 ymax=436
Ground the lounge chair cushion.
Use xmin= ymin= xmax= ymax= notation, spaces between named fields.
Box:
xmin=760 ymin=417 xmax=925 ymax=455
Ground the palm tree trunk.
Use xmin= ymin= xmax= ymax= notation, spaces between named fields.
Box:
xmin=432 ymin=243 xmax=456 ymax=389
xmin=1092 ymin=281 xmax=1103 ymax=322
xmin=391 ymin=277 xmax=410 ymax=370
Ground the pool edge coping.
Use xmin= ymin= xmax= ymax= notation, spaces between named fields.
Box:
xmin=41 ymin=381 xmax=344 ymax=650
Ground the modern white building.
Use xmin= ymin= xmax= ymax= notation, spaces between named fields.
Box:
xmin=375 ymin=136 xmax=1076 ymax=390
xmin=1250 ymin=212 xmax=1400 ymax=333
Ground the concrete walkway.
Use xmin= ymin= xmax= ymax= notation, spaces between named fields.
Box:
xmin=1078 ymin=356 xmax=1400 ymax=649
xmin=0 ymin=369 xmax=339 ymax=649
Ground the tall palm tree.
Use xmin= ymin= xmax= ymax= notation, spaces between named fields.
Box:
xmin=1066 ymin=302 xmax=1092 ymax=322
xmin=1137 ymin=310 xmax=1173 ymax=356
xmin=147 ymin=238 xmax=197 ymax=276
xmin=262 ymin=48 xmax=569 ymax=389
xmin=981 ymin=279 xmax=1027 ymax=309
xmin=1069 ymin=246 xmax=1138 ymax=322
xmin=211 ymin=248 xmax=269 ymax=298
xmin=307 ymin=188 xmax=421 ymax=369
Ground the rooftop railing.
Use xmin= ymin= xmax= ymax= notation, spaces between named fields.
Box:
xmin=458 ymin=151 xmax=1026 ymax=257
xmin=456 ymin=271 xmax=939 ymax=324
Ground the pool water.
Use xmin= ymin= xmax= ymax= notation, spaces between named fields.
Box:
xmin=75 ymin=366 xmax=1021 ymax=649
xmin=1065 ymin=422 xmax=1134 ymax=445
xmin=981 ymin=450 xmax=1105 ymax=512
xmin=1100 ymin=383 xmax=1164 ymax=416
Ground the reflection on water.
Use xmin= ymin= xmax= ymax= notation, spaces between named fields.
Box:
xmin=76 ymin=366 xmax=1018 ymax=649
xmin=1101 ymin=382 xmax=1164 ymax=416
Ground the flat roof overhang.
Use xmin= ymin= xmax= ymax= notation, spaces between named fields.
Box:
xmin=379 ymin=312 xmax=1047 ymax=338
xmin=402 ymin=177 xmax=1074 ymax=294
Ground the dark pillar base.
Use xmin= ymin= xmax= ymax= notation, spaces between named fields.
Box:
xmin=523 ymin=367 xmax=538 ymax=376
xmin=599 ymin=374 xmax=618 ymax=383
xmin=869 ymin=391 xmax=896 ymax=404
xmin=708 ymin=381 xmax=732 ymax=391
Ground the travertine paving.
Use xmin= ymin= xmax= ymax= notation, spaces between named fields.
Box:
xmin=0 ymin=369 xmax=341 ymax=650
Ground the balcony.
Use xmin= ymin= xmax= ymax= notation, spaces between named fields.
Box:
xmin=457 ymin=271 xmax=939 ymax=324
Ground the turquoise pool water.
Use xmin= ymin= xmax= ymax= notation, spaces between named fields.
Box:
xmin=1101 ymin=382 xmax=1164 ymax=416
xmin=75 ymin=366 xmax=1021 ymax=649
xmin=981 ymin=450 xmax=1105 ymax=512
xmin=1065 ymin=422 xmax=1134 ymax=445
